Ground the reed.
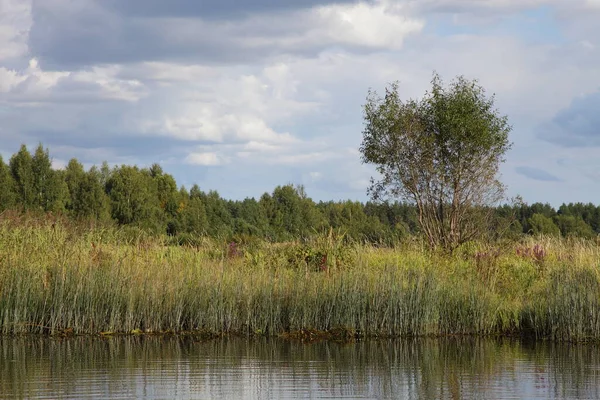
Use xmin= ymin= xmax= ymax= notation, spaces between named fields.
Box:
xmin=1 ymin=218 xmax=600 ymax=341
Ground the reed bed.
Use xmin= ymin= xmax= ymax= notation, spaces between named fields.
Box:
xmin=1 ymin=218 xmax=600 ymax=341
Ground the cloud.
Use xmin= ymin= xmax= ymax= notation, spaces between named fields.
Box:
xmin=515 ymin=166 xmax=560 ymax=182
xmin=145 ymin=113 xmax=299 ymax=144
xmin=585 ymin=0 xmax=600 ymax=9
xmin=313 ymin=2 xmax=423 ymax=49
xmin=539 ymin=90 xmax=600 ymax=147
xmin=419 ymin=0 xmax=554 ymax=12
xmin=0 ymin=58 xmax=147 ymax=104
xmin=134 ymin=66 xmax=313 ymax=144
xmin=29 ymin=0 xmax=423 ymax=68
xmin=102 ymin=0 xmax=358 ymax=19
xmin=0 ymin=0 xmax=32 ymax=62
xmin=184 ymin=151 xmax=229 ymax=166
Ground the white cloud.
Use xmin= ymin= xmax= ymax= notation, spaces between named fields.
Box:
xmin=0 ymin=66 xmax=26 ymax=92
xmin=193 ymin=0 xmax=424 ymax=53
xmin=269 ymin=151 xmax=334 ymax=165
xmin=51 ymin=158 xmax=66 ymax=170
xmin=131 ymin=62 xmax=220 ymax=83
xmin=72 ymin=65 xmax=146 ymax=101
xmin=584 ymin=0 xmax=600 ymax=9
xmin=312 ymin=1 xmax=424 ymax=49
xmin=149 ymin=111 xmax=298 ymax=144
xmin=184 ymin=151 xmax=228 ymax=166
xmin=309 ymin=171 xmax=322 ymax=180
xmin=27 ymin=0 xmax=425 ymax=69
xmin=243 ymin=141 xmax=284 ymax=153
xmin=0 ymin=0 xmax=31 ymax=61
xmin=136 ymin=63 xmax=316 ymax=144
xmin=0 ymin=59 xmax=146 ymax=103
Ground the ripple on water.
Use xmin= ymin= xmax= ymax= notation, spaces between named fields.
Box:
xmin=1 ymin=336 xmax=600 ymax=399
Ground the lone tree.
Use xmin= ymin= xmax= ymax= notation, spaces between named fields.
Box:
xmin=360 ymin=73 xmax=512 ymax=250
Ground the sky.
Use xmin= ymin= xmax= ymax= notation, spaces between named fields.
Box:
xmin=1 ymin=0 xmax=599 ymax=207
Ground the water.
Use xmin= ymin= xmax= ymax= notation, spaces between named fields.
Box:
xmin=1 ymin=336 xmax=600 ymax=399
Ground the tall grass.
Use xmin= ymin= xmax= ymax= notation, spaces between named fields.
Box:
xmin=1 ymin=217 xmax=600 ymax=341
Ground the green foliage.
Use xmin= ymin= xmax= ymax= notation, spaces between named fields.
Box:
xmin=150 ymin=163 xmax=179 ymax=218
xmin=106 ymin=165 xmax=162 ymax=231
xmin=179 ymin=185 xmax=208 ymax=235
xmin=231 ymin=198 xmax=269 ymax=237
xmin=3 ymin=221 xmax=600 ymax=341
xmin=9 ymin=145 xmax=35 ymax=209
xmin=4 ymin=142 xmax=600 ymax=246
xmin=558 ymin=203 xmax=600 ymax=233
xmin=554 ymin=215 xmax=596 ymax=239
xmin=360 ymin=72 xmax=512 ymax=250
xmin=65 ymin=159 xmax=111 ymax=220
xmin=265 ymin=185 xmax=322 ymax=240
xmin=280 ymin=229 xmax=356 ymax=272
xmin=528 ymin=213 xmax=560 ymax=236
xmin=31 ymin=144 xmax=68 ymax=212
xmin=202 ymin=189 xmax=233 ymax=238
xmin=0 ymin=156 xmax=16 ymax=211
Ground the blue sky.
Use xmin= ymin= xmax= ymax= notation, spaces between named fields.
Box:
xmin=1 ymin=0 xmax=599 ymax=207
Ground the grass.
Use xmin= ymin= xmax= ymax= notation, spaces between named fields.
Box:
xmin=1 ymin=215 xmax=600 ymax=341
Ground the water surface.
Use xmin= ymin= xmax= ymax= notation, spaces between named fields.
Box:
xmin=1 ymin=336 xmax=600 ymax=399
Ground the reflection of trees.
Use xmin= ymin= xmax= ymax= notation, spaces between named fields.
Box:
xmin=1 ymin=337 xmax=600 ymax=399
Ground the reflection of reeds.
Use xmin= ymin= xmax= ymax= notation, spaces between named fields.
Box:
xmin=2 ymin=336 xmax=600 ymax=399
xmin=1 ymin=219 xmax=600 ymax=341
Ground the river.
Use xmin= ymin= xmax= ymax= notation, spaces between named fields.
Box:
xmin=1 ymin=336 xmax=599 ymax=399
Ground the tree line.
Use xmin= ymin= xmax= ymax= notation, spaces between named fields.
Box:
xmin=0 ymin=144 xmax=597 ymax=243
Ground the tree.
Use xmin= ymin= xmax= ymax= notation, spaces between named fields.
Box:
xmin=265 ymin=184 xmax=323 ymax=240
xmin=65 ymin=159 xmax=110 ymax=220
xmin=0 ymin=156 xmax=16 ymax=211
xmin=528 ymin=213 xmax=560 ymax=236
xmin=65 ymin=158 xmax=86 ymax=215
xmin=558 ymin=202 xmax=600 ymax=233
xmin=233 ymin=197 xmax=269 ymax=237
xmin=200 ymin=189 xmax=232 ymax=238
xmin=360 ymin=73 xmax=512 ymax=250
xmin=106 ymin=165 xmax=161 ymax=229
xmin=31 ymin=144 xmax=68 ymax=212
xmin=9 ymin=145 xmax=35 ymax=209
xmin=82 ymin=167 xmax=111 ymax=221
xmin=149 ymin=164 xmax=179 ymax=218
xmin=554 ymin=215 xmax=596 ymax=239
xmin=179 ymin=184 xmax=208 ymax=235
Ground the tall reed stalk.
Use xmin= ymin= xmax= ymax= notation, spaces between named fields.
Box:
xmin=1 ymin=219 xmax=600 ymax=341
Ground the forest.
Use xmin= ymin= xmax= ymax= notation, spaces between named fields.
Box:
xmin=1 ymin=143 xmax=599 ymax=244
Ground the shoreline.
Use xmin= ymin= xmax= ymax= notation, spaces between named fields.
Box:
xmin=1 ymin=328 xmax=591 ymax=344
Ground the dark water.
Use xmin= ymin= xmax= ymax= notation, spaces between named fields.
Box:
xmin=1 ymin=336 xmax=600 ymax=399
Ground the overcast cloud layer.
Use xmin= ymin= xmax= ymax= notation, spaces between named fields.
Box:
xmin=1 ymin=0 xmax=600 ymax=205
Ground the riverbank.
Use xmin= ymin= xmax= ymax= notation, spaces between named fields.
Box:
xmin=1 ymin=218 xmax=599 ymax=341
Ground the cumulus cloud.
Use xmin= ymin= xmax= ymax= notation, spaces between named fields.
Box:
xmin=0 ymin=0 xmax=31 ymax=61
xmin=184 ymin=151 xmax=229 ymax=166
xmin=0 ymin=58 xmax=146 ymax=104
xmin=29 ymin=0 xmax=423 ymax=68
xmin=135 ymin=66 xmax=313 ymax=144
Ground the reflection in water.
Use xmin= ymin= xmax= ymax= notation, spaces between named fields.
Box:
xmin=1 ymin=336 xmax=600 ymax=399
